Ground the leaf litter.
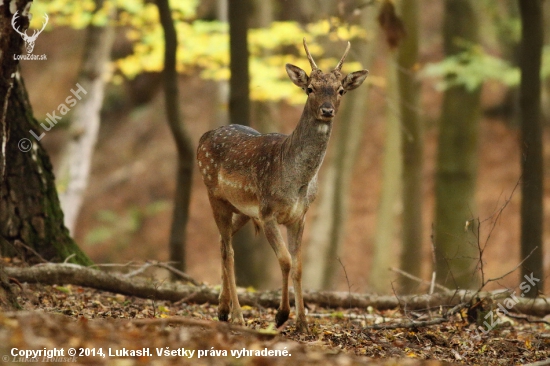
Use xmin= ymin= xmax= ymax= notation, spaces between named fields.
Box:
xmin=0 ymin=281 xmax=548 ymax=365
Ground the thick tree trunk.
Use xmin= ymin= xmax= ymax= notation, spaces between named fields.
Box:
xmin=397 ymin=0 xmax=423 ymax=294
xmin=57 ymin=0 xmax=115 ymax=234
xmin=0 ymin=2 xmax=91 ymax=265
xmin=156 ymin=0 xmax=195 ymax=275
xmin=434 ymin=0 xmax=481 ymax=289
xmin=518 ymin=0 xmax=544 ymax=298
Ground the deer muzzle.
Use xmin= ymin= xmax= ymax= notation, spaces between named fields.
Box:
xmin=319 ymin=103 xmax=335 ymax=119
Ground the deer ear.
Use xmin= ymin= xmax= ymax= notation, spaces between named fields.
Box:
xmin=342 ymin=70 xmax=369 ymax=91
xmin=286 ymin=64 xmax=309 ymax=89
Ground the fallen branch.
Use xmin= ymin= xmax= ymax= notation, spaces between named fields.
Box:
xmin=5 ymin=264 xmax=550 ymax=316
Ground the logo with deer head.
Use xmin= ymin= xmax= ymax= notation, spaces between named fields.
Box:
xmin=12 ymin=11 xmax=48 ymax=54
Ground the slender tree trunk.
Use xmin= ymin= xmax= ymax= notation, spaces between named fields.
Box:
xmin=304 ymin=9 xmax=378 ymax=290
xmin=156 ymin=0 xmax=195 ymax=275
xmin=215 ymin=0 xmax=229 ymax=128
xmin=0 ymin=2 xmax=91 ymax=265
xmin=544 ymin=0 xmax=550 ymax=123
xmin=57 ymin=0 xmax=115 ymax=234
xmin=397 ymin=0 xmax=423 ymax=294
xmin=229 ymin=0 xmax=250 ymax=128
xmin=518 ymin=0 xmax=544 ymax=298
xmin=228 ymin=0 xmax=270 ymax=288
xmin=370 ymin=55 xmax=402 ymax=293
xmin=434 ymin=0 xmax=481 ymax=289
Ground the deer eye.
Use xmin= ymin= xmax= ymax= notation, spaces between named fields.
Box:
xmin=306 ymin=87 xmax=313 ymax=94
xmin=338 ymin=88 xmax=345 ymax=96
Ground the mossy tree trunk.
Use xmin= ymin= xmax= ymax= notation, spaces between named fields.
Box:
xmin=0 ymin=1 xmax=91 ymax=265
xmin=434 ymin=0 xmax=481 ymax=289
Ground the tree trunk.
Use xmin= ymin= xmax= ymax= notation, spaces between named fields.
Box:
xmin=304 ymin=9 xmax=378 ymax=290
xmin=434 ymin=0 xmax=481 ymax=289
xmin=0 ymin=262 xmax=18 ymax=310
xmin=228 ymin=0 xmax=270 ymax=288
xmin=370 ymin=54 xmax=402 ymax=293
xmin=0 ymin=2 xmax=91 ymax=265
xmin=544 ymin=0 xmax=550 ymax=123
xmin=57 ymin=0 xmax=115 ymax=234
xmin=214 ymin=0 xmax=229 ymax=128
xmin=518 ymin=0 xmax=544 ymax=298
xmin=396 ymin=0 xmax=423 ymax=294
xmin=155 ymin=0 xmax=195 ymax=276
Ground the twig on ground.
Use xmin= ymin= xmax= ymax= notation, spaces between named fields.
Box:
xmin=124 ymin=262 xmax=153 ymax=278
xmin=153 ymin=262 xmax=200 ymax=286
xmin=337 ymin=257 xmax=352 ymax=310
xmin=63 ymin=253 xmax=76 ymax=263
xmin=13 ymin=240 xmax=48 ymax=264
xmin=390 ymin=267 xmax=449 ymax=293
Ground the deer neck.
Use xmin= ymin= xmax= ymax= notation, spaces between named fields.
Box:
xmin=281 ymin=108 xmax=332 ymax=184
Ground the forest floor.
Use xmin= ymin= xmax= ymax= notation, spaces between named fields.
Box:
xmin=1 ymin=277 xmax=549 ymax=366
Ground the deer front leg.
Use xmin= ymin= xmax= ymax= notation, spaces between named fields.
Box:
xmin=263 ymin=219 xmax=292 ymax=327
xmin=287 ymin=218 xmax=308 ymax=333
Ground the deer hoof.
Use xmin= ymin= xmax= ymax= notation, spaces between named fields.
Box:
xmin=230 ymin=312 xmax=244 ymax=325
xmin=218 ymin=307 xmax=229 ymax=322
xmin=295 ymin=319 xmax=309 ymax=334
xmin=275 ymin=309 xmax=290 ymax=327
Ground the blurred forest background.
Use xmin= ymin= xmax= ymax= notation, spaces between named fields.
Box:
xmin=15 ymin=0 xmax=550 ymax=295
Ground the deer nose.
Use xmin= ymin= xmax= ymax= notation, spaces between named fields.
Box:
xmin=320 ymin=104 xmax=334 ymax=117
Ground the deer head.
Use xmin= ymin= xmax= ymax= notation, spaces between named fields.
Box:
xmin=12 ymin=11 xmax=49 ymax=54
xmin=285 ymin=38 xmax=368 ymax=122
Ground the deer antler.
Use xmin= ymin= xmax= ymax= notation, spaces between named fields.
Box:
xmin=334 ymin=41 xmax=351 ymax=71
xmin=302 ymin=38 xmax=318 ymax=71
xmin=11 ymin=11 xmax=27 ymax=38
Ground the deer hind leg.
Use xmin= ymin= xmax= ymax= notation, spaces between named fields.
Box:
xmin=263 ymin=219 xmax=292 ymax=327
xmin=287 ymin=218 xmax=308 ymax=333
xmin=209 ymin=197 xmax=245 ymax=325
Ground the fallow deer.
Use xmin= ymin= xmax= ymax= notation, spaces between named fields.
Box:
xmin=197 ymin=38 xmax=368 ymax=332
